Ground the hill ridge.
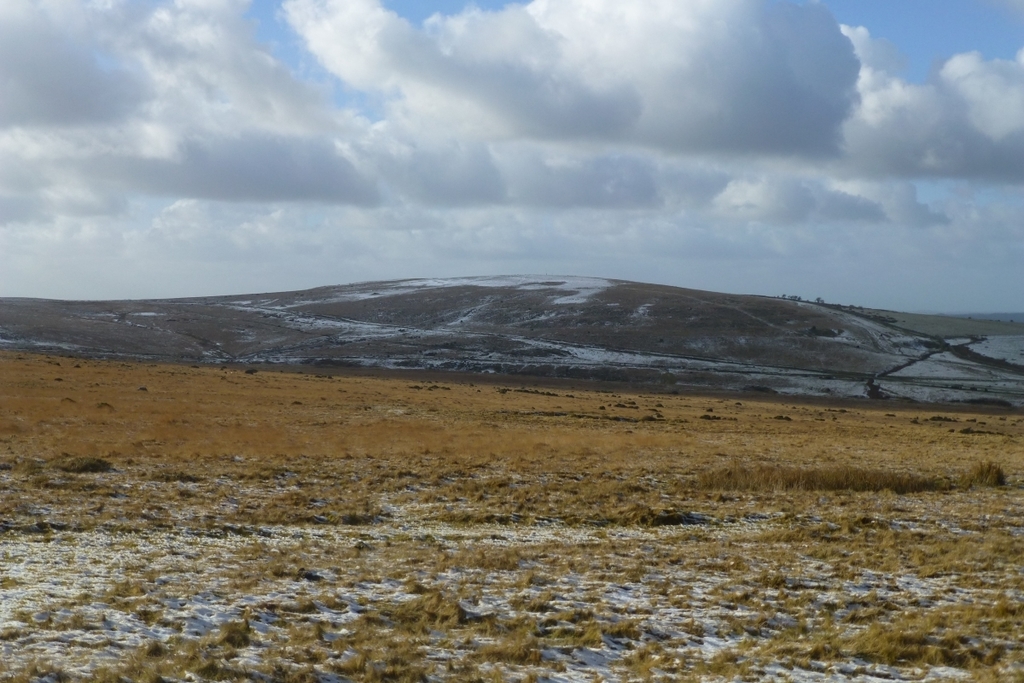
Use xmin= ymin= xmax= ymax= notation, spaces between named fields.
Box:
xmin=2 ymin=276 xmax=1022 ymax=405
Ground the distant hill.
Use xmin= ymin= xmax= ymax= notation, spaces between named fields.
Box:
xmin=2 ymin=276 xmax=1023 ymax=405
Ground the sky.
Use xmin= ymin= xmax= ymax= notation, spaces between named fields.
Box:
xmin=1 ymin=0 xmax=1023 ymax=311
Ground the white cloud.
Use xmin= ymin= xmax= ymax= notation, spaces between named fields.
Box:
xmin=831 ymin=180 xmax=949 ymax=227
xmin=941 ymin=49 xmax=1024 ymax=140
xmin=0 ymin=0 xmax=145 ymax=127
xmin=843 ymin=27 xmax=1024 ymax=180
xmin=841 ymin=24 xmax=907 ymax=75
xmin=711 ymin=177 xmax=884 ymax=224
xmin=102 ymin=133 xmax=379 ymax=204
xmin=0 ymin=0 xmax=380 ymax=221
xmin=286 ymin=0 xmax=860 ymax=156
xmin=499 ymin=148 xmax=660 ymax=209
xmin=365 ymin=135 xmax=505 ymax=206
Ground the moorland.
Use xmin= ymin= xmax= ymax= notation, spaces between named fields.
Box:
xmin=1 ymin=351 xmax=1023 ymax=681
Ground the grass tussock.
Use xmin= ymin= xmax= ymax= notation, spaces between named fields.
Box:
xmin=476 ymin=635 xmax=542 ymax=665
xmin=845 ymin=620 xmax=997 ymax=668
xmin=385 ymin=591 xmax=474 ymax=631
xmin=153 ymin=469 xmax=201 ymax=483
xmin=53 ymin=456 xmax=113 ymax=474
xmin=961 ymin=461 xmax=1007 ymax=488
xmin=695 ymin=461 xmax=946 ymax=494
xmin=217 ymin=619 xmax=252 ymax=648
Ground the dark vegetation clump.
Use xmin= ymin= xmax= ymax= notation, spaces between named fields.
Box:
xmin=154 ymin=470 xmax=202 ymax=483
xmin=53 ymin=456 xmax=113 ymax=474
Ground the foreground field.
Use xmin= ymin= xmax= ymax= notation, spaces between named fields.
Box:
xmin=1 ymin=352 xmax=1023 ymax=682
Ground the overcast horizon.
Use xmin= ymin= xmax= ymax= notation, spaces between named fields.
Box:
xmin=2 ymin=0 xmax=1023 ymax=312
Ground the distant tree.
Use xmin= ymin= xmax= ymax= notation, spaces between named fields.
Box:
xmin=815 ymin=297 xmax=825 ymax=304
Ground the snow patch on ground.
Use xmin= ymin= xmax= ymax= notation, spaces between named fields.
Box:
xmin=2 ymin=513 xmax=1008 ymax=682
xmin=269 ymin=276 xmax=615 ymax=307
xmin=969 ymin=336 xmax=1024 ymax=365
xmin=824 ymin=309 xmax=931 ymax=357
xmin=889 ymin=352 xmax=1013 ymax=380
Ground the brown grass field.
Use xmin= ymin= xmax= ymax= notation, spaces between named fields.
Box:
xmin=1 ymin=351 xmax=1023 ymax=682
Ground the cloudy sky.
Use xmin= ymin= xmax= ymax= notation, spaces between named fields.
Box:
xmin=2 ymin=0 xmax=1023 ymax=311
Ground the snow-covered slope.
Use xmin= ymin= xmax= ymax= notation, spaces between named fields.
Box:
xmin=2 ymin=276 xmax=1023 ymax=404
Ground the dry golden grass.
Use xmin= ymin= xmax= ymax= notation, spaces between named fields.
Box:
xmin=1 ymin=351 xmax=1023 ymax=681
xmin=695 ymin=461 xmax=949 ymax=493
